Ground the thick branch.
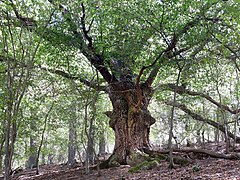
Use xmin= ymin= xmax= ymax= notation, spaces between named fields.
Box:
xmin=165 ymin=101 xmax=240 ymax=143
xmin=40 ymin=67 xmax=106 ymax=91
xmin=6 ymin=0 xmax=117 ymax=85
xmin=134 ymin=66 xmax=145 ymax=112
xmin=7 ymin=1 xmax=36 ymax=28
xmin=0 ymin=55 xmax=106 ymax=91
xmin=80 ymin=3 xmax=93 ymax=48
xmin=47 ymin=1 xmax=117 ymax=84
xmin=145 ymin=47 xmax=188 ymax=86
xmin=145 ymin=12 xmax=208 ymax=86
xmin=145 ymin=20 xmax=200 ymax=85
xmin=160 ymin=84 xmax=240 ymax=114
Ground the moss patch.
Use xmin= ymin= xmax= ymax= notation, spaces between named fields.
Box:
xmin=128 ymin=160 xmax=159 ymax=173
xmin=127 ymin=151 xmax=151 ymax=166
xmin=108 ymin=155 xmax=121 ymax=167
xmin=150 ymin=153 xmax=167 ymax=161
xmin=166 ymin=156 xmax=191 ymax=166
xmin=99 ymin=154 xmax=121 ymax=169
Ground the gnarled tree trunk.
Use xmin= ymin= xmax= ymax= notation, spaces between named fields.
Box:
xmin=104 ymin=82 xmax=156 ymax=166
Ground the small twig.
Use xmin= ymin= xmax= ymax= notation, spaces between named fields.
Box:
xmin=36 ymin=101 xmax=55 ymax=175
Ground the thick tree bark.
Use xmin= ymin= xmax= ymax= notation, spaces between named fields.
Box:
xmin=104 ymin=82 xmax=156 ymax=165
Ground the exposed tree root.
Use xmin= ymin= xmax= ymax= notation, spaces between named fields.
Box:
xmin=98 ymin=148 xmax=188 ymax=170
xmin=98 ymin=154 xmax=113 ymax=169
xmin=98 ymin=149 xmax=155 ymax=169
xmin=98 ymin=153 xmax=128 ymax=169
xmin=143 ymin=148 xmax=191 ymax=165
xmin=97 ymin=146 xmax=240 ymax=170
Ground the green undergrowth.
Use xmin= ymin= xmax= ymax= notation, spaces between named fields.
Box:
xmin=128 ymin=153 xmax=167 ymax=173
xmin=128 ymin=159 xmax=160 ymax=173
xmin=128 ymin=152 xmax=191 ymax=173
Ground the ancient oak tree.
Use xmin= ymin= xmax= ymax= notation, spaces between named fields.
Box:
xmin=3 ymin=0 xmax=238 ymax=167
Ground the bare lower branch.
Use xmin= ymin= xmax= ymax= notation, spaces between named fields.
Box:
xmin=165 ymin=101 xmax=240 ymax=143
xmin=160 ymin=84 xmax=240 ymax=114
xmin=40 ymin=67 xmax=106 ymax=91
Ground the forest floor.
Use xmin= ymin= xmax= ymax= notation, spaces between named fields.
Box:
xmin=9 ymin=143 xmax=240 ymax=180
xmin=10 ymin=158 xmax=240 ymax=180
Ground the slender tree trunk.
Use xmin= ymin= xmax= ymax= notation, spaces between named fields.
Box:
xmin=4 ymin=111 xmax=12 ymax=180
xmin=4 ymin=102 xmax=17 ymax=180
xmin=86 ymin=93 xmax=98 ymax=165
xmin=26 ymin=137 xmax=37 ymax=169
xmin=216 ymin=110 xmax=220 ymax=146
xmin=98 ymin=131 xmax=106 ymax=155
xmin=4 ymin=43 xmax=17 ymax=180
xmin=48 ymin=154 xmax=54 ymax=164
xmin=4 ymin=22 xmax=14 ymax=178
xmin=168 ymin=64 xmax=182 ymax=168
xmin=233 ymin=70 xmax=239 ymax=148
xmin=217 ymin=86 xmax=229 ymax=153
xmin=68 ymin=104 xmax=77 ymax=165
xmin=26 ymin=120 xmax=38 ymax=169
xmin=83 ymin=91 xmax=98 ymax=173
xmin=36 ymin=102 xmax=54 ymax=175
xmin=86 ymin=115 xmax=95 ymax=165
xmin=196 ymin=128 xmax=201 ymax=145
xmin=0 ymin=123 xmax=5 ymax=172
xmin=214 ymin=113 xmax=219 ymax=144
xmin=168 ymin=106 xmax=174 ymax=168
xmin=201 ymin=128 xmax=205 ymax=149
xmin=68 ymin=122 xmax=77 ymax=165
xmin=84 ymin=103 xmax=90 ymax=174
xmin=0 ymin=154 xmax=2 ymax=173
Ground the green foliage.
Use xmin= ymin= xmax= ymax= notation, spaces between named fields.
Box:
xmin=150 ymin=153 xmax=167 ymax=161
